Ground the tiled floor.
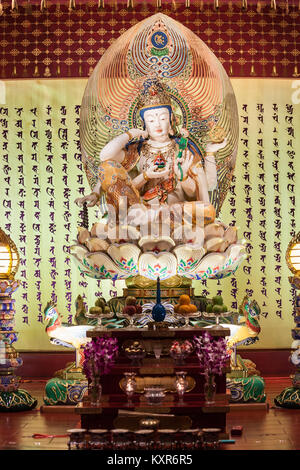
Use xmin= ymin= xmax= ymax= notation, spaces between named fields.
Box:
xmin=0 ymin=377 xmax=298 ymax=451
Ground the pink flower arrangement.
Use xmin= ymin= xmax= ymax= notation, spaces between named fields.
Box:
xmin=194 ymin=332 xmax=229 ymax=375
xmin=82 ymin=336 xmax=119 ymax=382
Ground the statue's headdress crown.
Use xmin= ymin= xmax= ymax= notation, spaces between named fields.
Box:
xmin=137 ymin=79 xmax=172 ymax=115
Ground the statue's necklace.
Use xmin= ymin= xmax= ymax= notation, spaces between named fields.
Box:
xmin=142 ymin=140 xmax=176 ymax=171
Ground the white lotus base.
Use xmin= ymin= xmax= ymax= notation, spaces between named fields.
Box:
xmin=70 ymin=234 xmax=246 ymax=282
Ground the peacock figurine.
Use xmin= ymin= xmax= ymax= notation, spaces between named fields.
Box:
xmin=44 ymin=301 xmax=94 ymax=368
xmin=226 ymin=296 xmax=261 ymax=349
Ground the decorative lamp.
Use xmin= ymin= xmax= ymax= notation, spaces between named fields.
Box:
xmin=0 ymin=228 xmax=37 ymax=411
xmin=285 ymin=233 xmax=300 ymax=277
xmin=275 ymin=231 xmax=300 ymax=408
xmin=0 ymin=228 xmax=20 ymax=279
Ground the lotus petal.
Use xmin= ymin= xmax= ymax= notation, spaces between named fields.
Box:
xmin=107 ymin=243 xmax=140 ymax=275
xmin=138 ymin=252 xmax=177 ymax=281
xmin=70 ymin=245 xmax=103 ymax=279
xmin=70 ymin=244 xmax=89 ymax=263
xmin=84 ymin=252 xmax=129 ymax=280
xmin=174 ymin=244 xmax=206 ymax=276
xmin=204 ymin=222 xmax=225 ymax=239
xmin=85 ymin=238 xmax=109 ymax=252
xmin=139 ymin=235 xmax=175 ymax=252
xmin=204 ymin=237 xmax=225 ymax=252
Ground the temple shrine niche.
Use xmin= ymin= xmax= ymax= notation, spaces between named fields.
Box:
xmin=42 ymin=14 xmax=266 ymax=440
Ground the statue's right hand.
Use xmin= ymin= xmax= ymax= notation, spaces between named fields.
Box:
xmin=74 ymin=193 xmax=99 ymax=207
xmin=127 ymin=128 xmax=148 ymax=140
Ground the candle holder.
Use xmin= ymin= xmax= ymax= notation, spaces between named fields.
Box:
xmin=175 ymin=371 xmax=188 ymax=403
xmin=123 ymin=372 xmax=137 ymax=405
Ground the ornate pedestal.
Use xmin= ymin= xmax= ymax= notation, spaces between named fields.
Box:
xmin=226 ymin=354 xmax=266 ymax=404
xmin=124 ymin=276 xmax=193 ymax=307
xmin=226 ymin=376 xmax=266 ymax=404
xmin=75 ymin=327 xmax=231 ymax=438
xmin=43 ymin=358 xmax=89 ymax=406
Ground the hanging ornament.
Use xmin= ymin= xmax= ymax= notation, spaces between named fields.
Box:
xmin=270 ymin=0 xmax=276 ymax=9
xmin=25 ymin=0 xmax=32 ymax=13
xmin=214 ymin=0 xmax=219 ymax=10
xmin=292 ymin=65 xmax=300 ymax=77
xmin=98 ymin=0 xmax=105 ymax=8
xmin=285 ymin=0 xmax=289 ymax=13
xmin=0 ymin=0 xmax=3 ymax=16
xmin=156 ymin=0 xmax=162 ymax=8
xmin=127 ymin=0 xmax=133 ymax=8
xmin=11 ymin=0 xmax=18 ymax=11
xmin=257 ymin=1 xmax=262 ymax=12
xmin=185 ymin=0 xmax=190 ymax=7
xmin=242 ymin=0 xmax=247 ymax=10
xmin=271 ymin=65 xmax=278 ymax=77
xmin=33 ymin=64 xmax=39 ymax=77
xmin=40 ymin=0 xmax=47 ymax=11
xmin=44 ymin=66 xmax=51 ymax=77
xmin=69 ymin=0 xmax=75 ymax=10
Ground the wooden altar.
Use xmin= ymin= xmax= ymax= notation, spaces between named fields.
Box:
xmin=75 ymin=326 xmax=231 ymax=439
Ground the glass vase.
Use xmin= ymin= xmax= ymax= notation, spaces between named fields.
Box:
xmin=90 ymin=377 xmax=102 ymax=407
xmin=175 ymin=371 xmax=188 ymax=403
xmin=204 ymin=373 xmax=216 ymax=405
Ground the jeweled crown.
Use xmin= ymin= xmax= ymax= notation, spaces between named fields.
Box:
xmin=137 ymin=79 xmax=172 ymax=113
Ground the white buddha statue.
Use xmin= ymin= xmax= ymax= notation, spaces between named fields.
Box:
xmin=76 ymin=79 xmax=227 ymax=245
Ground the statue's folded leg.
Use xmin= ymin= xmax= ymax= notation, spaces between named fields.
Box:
xmin=98 ymin=160 xmax=141 ymax=214
xmin=178 ymin=201 xmax=216 ymax=227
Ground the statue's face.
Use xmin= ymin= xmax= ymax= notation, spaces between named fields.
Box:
xmin=143 ymin=107 xmax=170 ymax=141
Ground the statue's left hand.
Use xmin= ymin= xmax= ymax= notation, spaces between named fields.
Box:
xmin=175 ymin=153 xmax=194 ymax=180
xmin=206 ymin=138 xmax=228 ymax=154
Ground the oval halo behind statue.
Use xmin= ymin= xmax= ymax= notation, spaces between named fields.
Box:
xmin=79 ymin=13 xmax=239 ymax=217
